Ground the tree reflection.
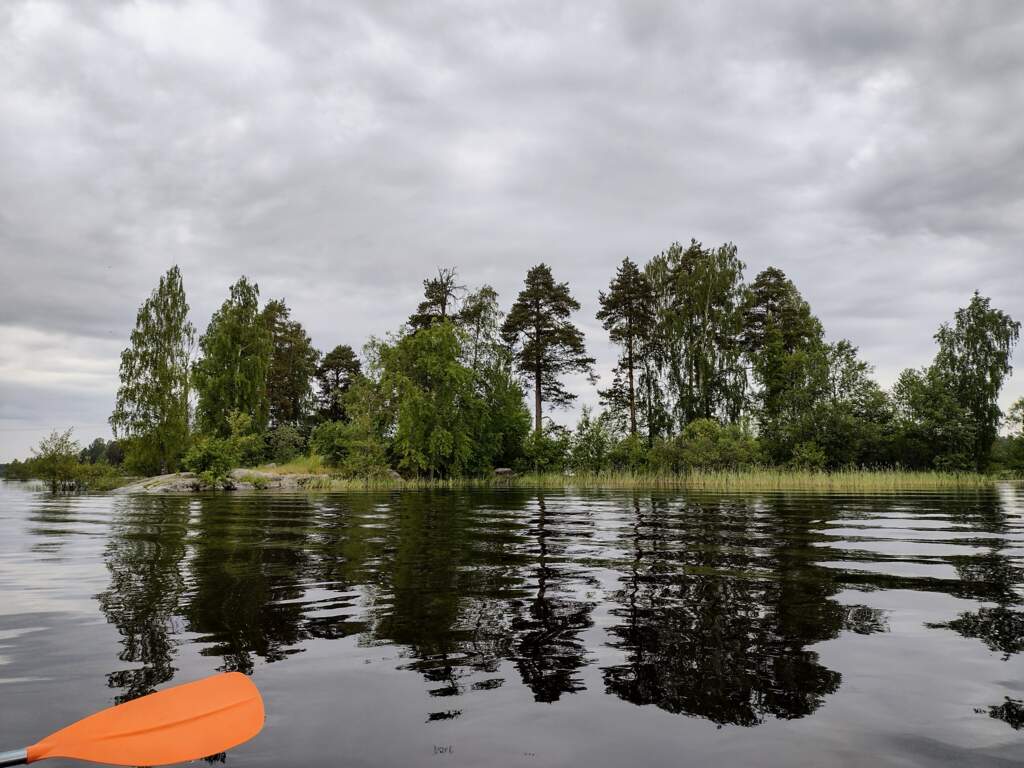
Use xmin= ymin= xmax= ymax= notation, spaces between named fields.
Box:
xmin=185 ymin=495 xmax=317 ymax=673
xmin=96 ymin=496 xmax=191 ymax=702
xmin=602 ymin=495 xmax=861 ymax=726
xmin=509 ymin=494 xmax=596 ymax=703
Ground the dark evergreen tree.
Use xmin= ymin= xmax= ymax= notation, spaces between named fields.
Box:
xmin=597 ymin=258 xmax=654 ymax=436
xmin=501 ymin=264 xmax=595 ymax=434
xmin=408 ymin=267 xmax=465 ymax=331
xmin=315 ymin=344 xmax=362 ymax=421
xmin=262 ymin=299 xmax=320 ymax=427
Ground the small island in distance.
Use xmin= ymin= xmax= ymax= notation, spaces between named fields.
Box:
xmin=4 ymin=243 xmax=1022 ymax=493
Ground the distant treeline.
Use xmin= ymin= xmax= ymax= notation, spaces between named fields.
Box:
xmin=8 ymin=243 xmax=1024 ymax=484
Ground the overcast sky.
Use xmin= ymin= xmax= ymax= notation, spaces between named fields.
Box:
xmin=1 ymin=0 xmax=1022 ymax=461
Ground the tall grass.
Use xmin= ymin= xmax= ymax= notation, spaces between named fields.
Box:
xmin=246 ymin=465 xmax=1000 ymax=492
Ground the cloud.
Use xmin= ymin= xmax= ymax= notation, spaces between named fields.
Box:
xmin=1 ymin=0 xmax=1022 ymax=459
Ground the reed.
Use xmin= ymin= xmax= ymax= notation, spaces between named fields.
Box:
xmin=288 ymin=467 xmax=1001 ymax=492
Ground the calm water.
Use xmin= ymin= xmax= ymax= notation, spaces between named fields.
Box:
xmin=1 ymin=482 xmax=1024 ymax=767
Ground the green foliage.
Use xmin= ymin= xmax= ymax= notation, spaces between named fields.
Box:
xmin=502 ymin=263 xmax=595 ymax=433
xmin=788 ymin=441 xmax=827 ymax=470
xmin=892 ymin=366 xmax=977 ymax=470
xmin=110 ymin=265 xmax=194 ymax=474
xmin=518 ymin=423 xmax=571 ymax=473
xmin=267 ymin=424 xmax=304 ymax=464
xmin=262 ymin=299 xmax=320 ymax=427
xmin=193 ymin=276 xmax=273 ymax=437
xmin=381 ymin=322 xmax=477 ymax=478
xmin=32 ymin=428 xmax=81 ymax=492
xmin=742 ymin=266 xmax=824 ymax=434
xmin=310 ymin=417 xmax=390 ymax=478
xmin=608 ymin=433 xmax=649 ymax=471
xmin=597 ymin=258 xmax=654 ymax=436
xmin=646 ymin=241 xmax=748 ymax=428
xmin=649 ymin=418 xmax=761 ymax=472
xmin=408 ymin=267 xmax=464 ymax=330
xmin=930 ymin=292 xmax=1019 ymax=471
xmin=183 ymin=436 xmax=239 ymax=488
xmin=315 ymin=344 xmax=362 ymax=422
xmin=183 ymin=410 xmax=265 ymax=486
xmin=569 ymin=407 xmax=618 ymax=472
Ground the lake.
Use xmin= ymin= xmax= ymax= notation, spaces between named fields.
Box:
xmin=1 ymin=481 xmax=1023 ymax=767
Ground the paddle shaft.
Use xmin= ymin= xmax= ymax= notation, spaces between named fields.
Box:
xmin=0 ymin=749 xmax=26 ymax=767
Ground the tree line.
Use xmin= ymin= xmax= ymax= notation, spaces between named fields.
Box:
xmin=6 ymin=242 xmax=1023 ymax=484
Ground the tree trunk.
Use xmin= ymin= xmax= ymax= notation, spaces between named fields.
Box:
xmin=534 ymin=367 xmax=542 ymax=434
xmin=627 ymin=338 xmax=636 ymax=436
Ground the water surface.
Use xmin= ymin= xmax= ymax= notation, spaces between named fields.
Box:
xmin=1 ymin=481 xmax=1023 ymax=766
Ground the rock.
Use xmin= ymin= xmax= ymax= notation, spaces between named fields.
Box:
xmin=388 ymin=469 xmax=403 ymax=481
xmin=494 ymin=468 xmax=515 ymax=477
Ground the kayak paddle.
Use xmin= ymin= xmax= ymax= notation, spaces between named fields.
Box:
xmin=0 ymin=672 xmax=264 ymax=767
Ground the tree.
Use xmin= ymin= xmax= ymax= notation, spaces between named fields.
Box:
xmin=501 ymin=264 xmax=595 ymax=434
xmin=457 ymin=284 xmax=503 ymax=374
xmin=110 ymin=265 xmax=195 ymax=474
xmin=315 ymin=344 xmax=362 ymax=422
xmin=742 ymin=267 xmax=823 ymax=427
xmin=380 ymin=322 xmax=479 ymax=478
xmin=597 ymin=258 xmax=654 ymax=436
xmin=262 ymin=299 xmax=320 ymax=427
xmin=408 ymin=267 xmax=465 ymax=331
xmin=646 ymin=241 xmax=748 ymax=429
xmin=892 ymin=366 xmax=976 ymax=470
xmin=32 ymin=428 xmax=80 ymax=492
xmin=931 ymin=292 xmax=1020 ymax=470
xmin=193 ymin=277 xmax=273 ymax=437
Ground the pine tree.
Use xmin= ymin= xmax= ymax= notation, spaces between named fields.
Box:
xmin=597 ymin=258 xmax=653 ymax=436
xmin=262 ymin=299 xmax=320 ymax=426
xmin=193 ymin=276 xmax=272 ymax=437
xmin=408 ymin=267 xmax=465 ymax=331
xmin=316 ymin=344 xmax=362 ymax=421
xmin=501 ymin=263 xmax=595 ymax=434
xmin=110 ymin=265 xmax=195 ymax=473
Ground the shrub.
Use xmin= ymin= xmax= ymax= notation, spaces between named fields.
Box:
xmin=517 ymin=424 xmax=571 ymax=473
xmin=608 ymin=433 xmax=649 ymax=471
xmin=789 ymin=441 xmax=827 ymax=470
xmin=183 ymin=436 xmax=239 ymax=487
xmin=32 ymin=429 xmax=81 ymax=492
xmin=649 ymin=419 xmax=761 ymax=472
xmin=569 ymin=408 xmax=617 ymax=472
xmin=267 ymin=425 xmax=305 ymax=464
xmin=310 ymin=419 xmax=389 ymax=478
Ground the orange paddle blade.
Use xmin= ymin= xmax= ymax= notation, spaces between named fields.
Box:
xmin=26 ymin=672 xmax=264 ymax=766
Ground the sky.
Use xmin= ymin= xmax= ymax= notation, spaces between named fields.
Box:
xmin=1 ymin=0 xmax=1023 ymax=461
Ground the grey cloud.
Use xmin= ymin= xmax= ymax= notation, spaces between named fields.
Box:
xmin=1 ymin=0 xmax=1022 ymax=460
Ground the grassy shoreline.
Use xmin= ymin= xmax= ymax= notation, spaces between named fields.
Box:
xmin=253 ymin=463 xmax=1009 ymax=492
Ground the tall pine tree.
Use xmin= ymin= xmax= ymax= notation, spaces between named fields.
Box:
xmin=501 ymin=264 xmax=594 ymax=434
xmin=262 ymin=299 xmax=320 ymax=427
xmin=597 ymin=258 xmax=653 ymax=436
xmin=316 ymin=344 xmax=362 ymax=422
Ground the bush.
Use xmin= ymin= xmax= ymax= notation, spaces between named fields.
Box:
xmin=310 ymin=419 xmax=390 ymax=478
xmin=608 ymin=433 xmax=649 ymax=471
xmin=517 ymin=424 xmax=571 ymax=473
xmin=267 ymin=425 xmax=305 ymax=464
xmin=32 ymin=429 xmax=81 ymax=492
xmin=183 ymin=436 xmax=239 ymax=487
xmin=788 ymin=441 xmax=827 ymax=470
xmin=569 ymin=408 xmax=618 ymax=472
xmin=649 ymin=419 xmax=761 ymax=472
